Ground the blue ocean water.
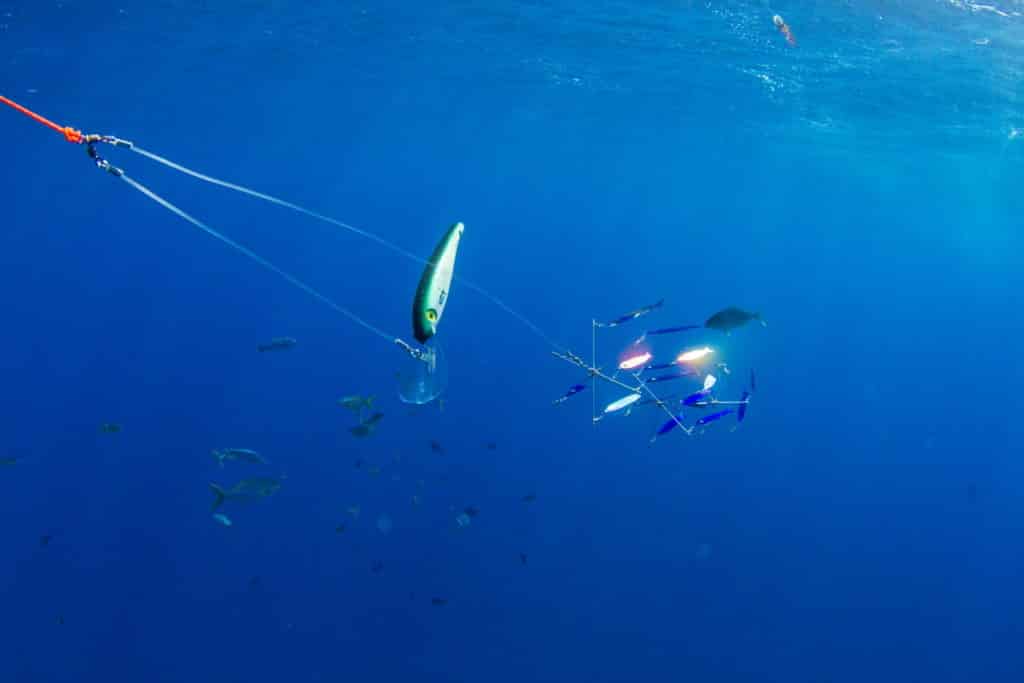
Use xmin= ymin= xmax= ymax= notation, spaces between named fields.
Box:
xmin=2 ymin=1 xmax=1023 ymax=681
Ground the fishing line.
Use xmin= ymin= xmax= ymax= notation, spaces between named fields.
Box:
xmin=120 ymin=174 xmax=396 ymax=344
xmin=1 ymin=95 xmax=565 ymax=352
xmin=129 ymin=145 xmax=566 ymax=352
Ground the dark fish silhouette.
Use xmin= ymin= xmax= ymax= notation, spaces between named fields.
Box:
xmin=209 ymin=477 xmax=283 ymax=510
xmin=257 ymin=337 xmax=296 ymax=352
xmin=704 ymin=307 xmax=765 ymax=333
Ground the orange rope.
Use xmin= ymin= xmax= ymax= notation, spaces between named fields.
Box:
xmin=0 ymin=94 xmax=83 ymax=144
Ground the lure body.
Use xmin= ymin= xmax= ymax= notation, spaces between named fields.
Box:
xmin=413 ymin=222 xmax=465 ymax=343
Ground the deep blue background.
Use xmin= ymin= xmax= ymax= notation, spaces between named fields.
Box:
xmin=2 ymin=1 xmax=1023 ymax=681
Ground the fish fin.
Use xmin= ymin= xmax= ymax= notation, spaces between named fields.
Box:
xmin=209 ymin=483 xmax=227 ymax=511
xmin=757 ymin=314 xmax=767 ymax=328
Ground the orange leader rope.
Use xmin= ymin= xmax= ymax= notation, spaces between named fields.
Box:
xmin=0 ymin=94 xmax=84 ymax=144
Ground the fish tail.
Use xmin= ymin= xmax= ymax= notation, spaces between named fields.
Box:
xmin=209 ymin=482 xmax=227 ymax=511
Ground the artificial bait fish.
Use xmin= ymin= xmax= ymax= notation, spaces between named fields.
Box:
xmin=645 ymin=325 xmax=700 ymax=336
xmin=737 ymin=391 xmax=751 ymax=422
xmin=553 ymin=384 xmax=586 ymax=405
xmin=619 ymin=351 xmax=652 ymax=370
xmin=646 ymin=373 xmax=689 ymax=384
xmin=636 ymin=394 xmax=679 ymax=408
xmin=676 ymin=346 xmax=714 ymax=364
xmin=596 ymin=299 xmax=664 ymax=328
xmin=682 ymin=376 xmax=717 ymax=406
xmin=682 ymin=390 xmax=711 ymax=407
xmin=603 ymin=393 xmax=642 ymax=414
xmin=412 ymin=222 xmax=464 ymax=343
xmin=632 ymin=324 xmax=699 ymax=345
xmin=650 ymin=413 xmax=687 ymax=442
xmin=695 ymin=409 xmax=733 ymax=426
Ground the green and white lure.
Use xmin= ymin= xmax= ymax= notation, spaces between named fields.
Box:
xmin=412 ymin=221 xmax=464 ymax=344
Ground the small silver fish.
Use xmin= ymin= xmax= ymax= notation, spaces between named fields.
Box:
xmin=257 ymin=337 xmax=297 ymax=352
xmin=209 ymin=476 xmax=283 ymax=510
xmin=337 ymin=395 xmax=375 ymax=411
xmin=212 ymin=448 xmax=268 ymax=468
